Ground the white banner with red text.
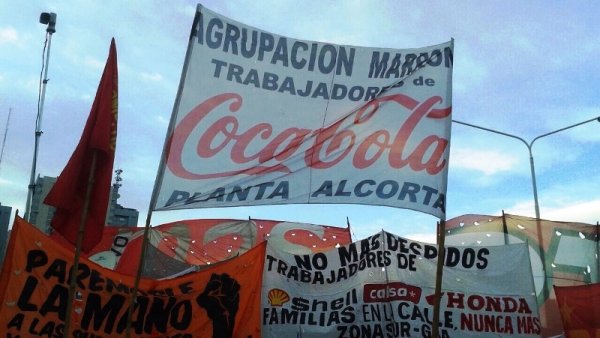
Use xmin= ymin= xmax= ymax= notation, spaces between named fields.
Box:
xmin=153 ymin=5 xmax=453 ymax=219
xmin=262 ymin=230 xmax=540 ymax=337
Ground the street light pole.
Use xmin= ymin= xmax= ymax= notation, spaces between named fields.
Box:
xmin=24 ymin=12 xmax=57 ymax=222
xmin=452 ymin=116 xmax=600 ymax=221
xmin=452 ymin=116 xmax=600 ymax=300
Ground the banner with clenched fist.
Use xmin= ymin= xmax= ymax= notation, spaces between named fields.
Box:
xmin=0 ymin=216 xmax=265 ymax=337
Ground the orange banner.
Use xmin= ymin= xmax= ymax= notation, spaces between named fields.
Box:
xmin=0 ymin=216 xmax=265 ymax=337
xmin=51 ymin=218 xmax=351 ymax=279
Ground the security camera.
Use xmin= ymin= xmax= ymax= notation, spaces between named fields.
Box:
xmin=39 ymin=12 xmax=57 ymax=33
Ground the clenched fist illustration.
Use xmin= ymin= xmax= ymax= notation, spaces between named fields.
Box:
xmin=197 ymin=273 xmax=240 ymax=338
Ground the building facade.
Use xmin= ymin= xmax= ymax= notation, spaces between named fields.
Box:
xmin=105 ymin=172 xmax=139 ymax=226
xmin=28 ymin=176 xmax=56 ymax=233
xmin=28 ymin=172 xmax=139 ymax=232
xmin=0 ymin=203 xmax=11 ymax=263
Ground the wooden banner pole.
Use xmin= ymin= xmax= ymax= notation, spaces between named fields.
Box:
xmin=431 ymin=219 xmax=446 ymax=338
xmin=63 ymin=152 xmax=98 ymax=337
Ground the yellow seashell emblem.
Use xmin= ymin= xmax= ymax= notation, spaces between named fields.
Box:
xmin=268 ymin=288 xmax=290 ymax=306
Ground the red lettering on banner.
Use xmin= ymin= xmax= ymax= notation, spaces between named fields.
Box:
xmin=167 ymin=93 xmax=451 ymax=179
xmin=445 ymin=292 xmax=533 ymax=314
xmin=460 ymin=313 xmax=514 ymax=334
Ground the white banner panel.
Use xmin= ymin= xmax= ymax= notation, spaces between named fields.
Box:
xmin=154 ymin=5 xmax=453 ymax=218
xmin=262 ymin=231 xmax=540 ymax=337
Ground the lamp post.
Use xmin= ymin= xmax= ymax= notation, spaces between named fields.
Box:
xmin=453 ymin=116 xmax=600 ymax=221
xmin=452 ymin=116 xmax=600 ymax=300
xmin=24 ymin=12 xmax=57 ymax=222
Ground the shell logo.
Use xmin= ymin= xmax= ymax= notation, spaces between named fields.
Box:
xmin=268 ymin=288 xmax=290 ymax=306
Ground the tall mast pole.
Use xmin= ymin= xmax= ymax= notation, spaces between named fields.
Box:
xmin=0 ymin=107 xmax=12 ymax=169
xmin=24 ymin=12 xmax=57 ymax=222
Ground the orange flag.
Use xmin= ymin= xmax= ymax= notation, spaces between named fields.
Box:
xmin=0 ymin=217 xmax=265 ymax=337
xmin=44 ymin=38 xmax=118 ymax=252
xmin=555 ymin=284 xmax=600 ymax=337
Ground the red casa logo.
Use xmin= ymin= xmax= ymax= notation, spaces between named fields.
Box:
xmin=363 ymin=282 xmax=422 ymax=303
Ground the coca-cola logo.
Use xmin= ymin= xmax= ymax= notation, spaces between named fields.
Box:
xmin=166 ymin=93 xmax=451 ymax=179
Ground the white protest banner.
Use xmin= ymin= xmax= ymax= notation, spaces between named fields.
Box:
xmin=153 ymin=5 xmax=453 ymax=219
xmin=262 ymin=230 xmax=540 ymax=337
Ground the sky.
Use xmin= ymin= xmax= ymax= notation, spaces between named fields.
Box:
xmin=1 ymin=1 xmax=599 ymax=243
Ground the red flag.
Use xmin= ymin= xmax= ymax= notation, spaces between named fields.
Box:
xmin=44 ymin=38 xmax=118 ymax=252
xmin=554 ymin=283 xmax=600 ymax=337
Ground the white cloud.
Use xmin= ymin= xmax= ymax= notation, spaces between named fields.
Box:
xmin=453 ymin=44 xmax=489 ymax=93
xmin=403 ymin=232 xmax=437 ymax=244
xmin=155 ymin=114 xmax=169 ymax=126
xmin=542 ymin=200 xmax=600 ymax=225
xmin=140 ymin=72 xmax=163 ymax=82
xmin=22 ymin=78 xmax=39 ymax=94
xmin=545 ymin=110 xmax=600 ymax=143
xmin=0 ymin=27 xmax=18 ymax=44
xmin=509 ymin=35 xmax=536 ymax=54
xmin=0 ymin=167 xmax=29 ymax=213
xmin=0 ymin=176 xmax=20 ymax=189
xmin=451 ymin=148 xmax=520 ymax=176
xmin=504 ymin=199 xmax=600 ymax=225
xmin=174 ymin=3 xmax=197 ymax=17
xmin=84 ymin=56 xmax=104 ymax=70
xmin=502 ymin=200 xmax=536 ymax=219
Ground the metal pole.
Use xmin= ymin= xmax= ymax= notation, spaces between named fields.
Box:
xmin=0 ymin=107 xmax=12 ymax=168
xmin=501 ymin=210 xmax=509 ymax=245
xmin=596 ymin=221 xmax=599 ymax=283
xmin=452 ymin=116 xmax=600 ymax=221
xmin=24 ymin=14 xmax=57 ymax=222
xmin=527 ymin=148 xmax=549 ymax=300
